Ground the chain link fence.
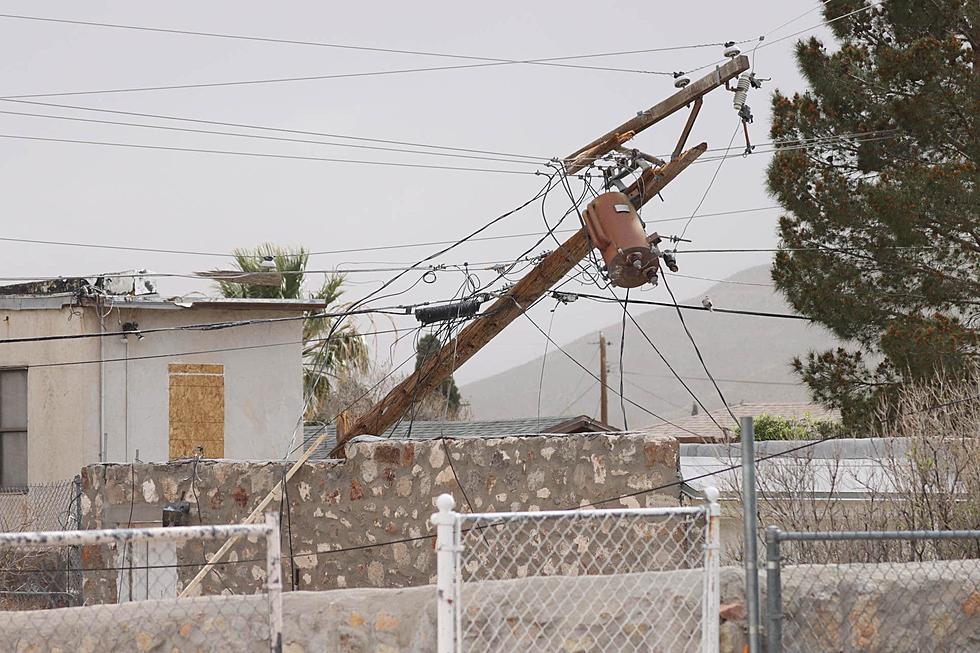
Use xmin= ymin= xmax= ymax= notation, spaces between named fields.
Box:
xmin=0 ymin=478 xmax=79 ymax=533
xmin=0 ymin=516 xmax=283 ymax=652
xmin=0 ymin=477 xmax=82 ymax=608
xmin=433 ymin=490 xmax=721 ymax=653
xmin=766 ymin=528 xmax=980 ymax=653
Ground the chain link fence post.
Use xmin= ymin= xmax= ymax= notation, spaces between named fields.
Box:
xmin=765 ymin=526 xmax=782 ymax=653
xmin=264 ymin=512 xmax=283 ymax=653
xmin=740 ymin=416 xmax=761 ymax=653
xmin=69 ymin=475 xmax=83 ymax=606
xmin=701 ymin=486 xmax=721 ymax=653
xmin=432 ymin=493 xmax=457 ymax=653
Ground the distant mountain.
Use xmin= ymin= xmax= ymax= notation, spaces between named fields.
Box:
xmin=460 ymin=265 xmax=842 ymax=427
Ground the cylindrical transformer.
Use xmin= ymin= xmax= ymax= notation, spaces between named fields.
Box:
xmin=582 ymin=191 xmax=660 ymax=288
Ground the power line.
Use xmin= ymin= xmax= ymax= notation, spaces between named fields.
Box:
xmin=0 ymin=205 xmax=785 ymax=260
xmin=19 ymin=326 xmax=406 ymax=370
xmin=0 ymin=256 xmax=545 ymax=283
xmin=0 ymin=99 xmax=550 ymax=160
xmin=661 ymin=275 xmax=738 ymax=425
xmin=0 ymin=51 xmax=679 ymax=102
xmin=518 ymin=301 xmax=704 ymax=438
xmin=0 ymin=132 xmax=539 ymax=175
xmin=678 ymin=120 xmax=740 ymax=243
xmin=619 ymin=302 xmax=726 ymax=433
xmin=670 ymin=273 xmax=771 ymax=286
xmin=680 ymin=246 xmax=935 ymax=254
xmin=0 ymin=295 xmax=458 ymax=345
xmin=558 ymin=290 xmax=812 ymax=321
xmin=621 ymin=371 xmax=802 ymax=387
xmin=1 ymin=99 xmax=896 ymax=165
xmin=755 ymin=0 xmax=886 ymax=53
xmin=0 ymin=108 xmax=544 ymax=166
xmin=0 ymin=13 xmax=689 ymax=76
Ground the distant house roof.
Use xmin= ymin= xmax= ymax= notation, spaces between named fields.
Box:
xmin=300 ymin=415 xmax=615 ymax=460
xmin=0 ymin=274 xmax=331 ymax=312
xmin=646 ymin=402 xmax=840 ymax=443
xmin=680 ymin=437 xmax=909 ymax=500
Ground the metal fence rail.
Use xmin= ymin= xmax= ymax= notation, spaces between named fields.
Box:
xmin=0 ymin=516 xmax=283 ymax=652
xmin=433 ymin=489 xmax=721 ymax=653
xmin=766 ymin=527 xmax=980 ymax=653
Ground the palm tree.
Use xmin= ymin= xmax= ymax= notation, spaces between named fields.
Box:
xmin=216 ymin=243 xmax=368 ymax=417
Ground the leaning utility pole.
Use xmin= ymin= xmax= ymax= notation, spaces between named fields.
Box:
xmin=341 ymin=55 xmax=750 ymax=445
xmin=180 ymin=55 xmax=749 ymax=596
xmin=598 ymin=332 xmax=609 ymax=425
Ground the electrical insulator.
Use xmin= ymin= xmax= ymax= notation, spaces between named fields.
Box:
xmin=733 ymin=72 xmax=751 ymax=112
xmin=582 ymin=192 xmax=660 ymax=289
xmin=723 ymin=42 xmax=741 ymax=58
xmin=673 ymin=73 xmax=690 ymax=88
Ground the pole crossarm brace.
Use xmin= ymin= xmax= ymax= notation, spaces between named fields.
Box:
xmin=564 ymin=56 xmax=747 ymax=174
xmin=178 ymin=56 xmax=747 ymax=597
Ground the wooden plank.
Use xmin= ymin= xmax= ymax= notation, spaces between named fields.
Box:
xmin=342 ymin=143 xmax=707 ymax=444
xmin=563 ymin=56 xmax=747 ymax=174
xmin=673 ymin=97 xmax=703 ymax=160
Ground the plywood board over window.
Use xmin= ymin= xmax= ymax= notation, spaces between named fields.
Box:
xmin=168 ymin=364 xmax=224 ymax=459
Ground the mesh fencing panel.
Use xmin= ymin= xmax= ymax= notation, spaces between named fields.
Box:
xmin=0 ymin=481 xmax=77 ymax=532
xmin=456 ymin=508 xmax=709 ymax=653
xmin=773 ymin=532 xmax=980 ymax=653
xmin=0 ymin=522 xmax=281 ymax=652
xmin=0 ymin=480 xmax=81 ymax=608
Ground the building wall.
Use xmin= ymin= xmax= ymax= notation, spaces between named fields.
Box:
xmin=80 ymin=433 xmax=681 ymax=597
xmin=0 ymin=306 xmax=102 ymax=484
xmin=99 ymin=306 xmax=303 ymax=465
xmin=0 ymin=304 xmax=303 ymax=485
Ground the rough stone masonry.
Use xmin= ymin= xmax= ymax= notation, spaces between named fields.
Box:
xmin=80 ymin=432 xmax=679 ymax=600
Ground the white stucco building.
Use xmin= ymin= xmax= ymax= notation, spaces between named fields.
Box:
xmin=0 ymin=275 xmax=317 ymax=486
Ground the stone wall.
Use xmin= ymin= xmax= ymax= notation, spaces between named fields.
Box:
xmin=80 ymin=433 xmax=680 ymax=598
xmin=7 ymin=563 xmax=976 ymax=652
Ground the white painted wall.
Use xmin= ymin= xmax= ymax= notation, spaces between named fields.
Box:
xmin=0 ymin=303 xmax=304 ymax=484
xmin=0 ymin=306 xmax=101 ymax=484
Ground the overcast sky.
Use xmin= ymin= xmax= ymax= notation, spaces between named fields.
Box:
xmin=0 ymin=1 xmax=834 ymax=385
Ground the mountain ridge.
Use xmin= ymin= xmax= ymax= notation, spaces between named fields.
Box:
xmin=460 ymin=265 xmax=841 ymax=427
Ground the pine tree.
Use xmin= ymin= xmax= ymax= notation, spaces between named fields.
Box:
xmin=415 ymin=334 xmax=463 ymax=418
xmin=767 ymin=0 xmax=978 ymax=428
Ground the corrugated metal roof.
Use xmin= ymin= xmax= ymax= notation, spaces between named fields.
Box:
xmin=646 ymin=402 xmax=840 ymax=442
xmin=300 ymin=416 xmax=611 ymax=460
xmin=680 ymin=438 xmax=908 ymax=499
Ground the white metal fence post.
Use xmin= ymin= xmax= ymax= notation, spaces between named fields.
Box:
xmin=432 ymin=493 xmax=457 ymax=653
xmin=264 ymin=512 xmax=284 ymax=653
xmin=701 ymin=486 xmax=721 ymax=653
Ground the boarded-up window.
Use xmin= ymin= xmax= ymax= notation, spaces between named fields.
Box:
xmin=0 ymin=369 xmax=28 ymax=488
xmin=168 ymin=364 xmax=224 ymax=459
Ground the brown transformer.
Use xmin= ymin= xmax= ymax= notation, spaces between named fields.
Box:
xmin=582 ymin=191 xmax=661 ymax=288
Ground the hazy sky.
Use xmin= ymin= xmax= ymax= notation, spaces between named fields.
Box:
xmin=0 ymin=1 xmax=834 ymax=385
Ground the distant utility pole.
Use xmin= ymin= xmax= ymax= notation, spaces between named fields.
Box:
xmin=598 ymin=332 xmax=609 ymax=425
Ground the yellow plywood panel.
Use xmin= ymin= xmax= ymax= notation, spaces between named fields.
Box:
xmin=169 ymin=374 xmax=225 ymax=388
xmin=168 ymin=363 xmax=224 ymax=375
xmin=168 ymin=364 xmax=224 ymax=460
xmin=169 ymin=386 xmax=225 ymax=423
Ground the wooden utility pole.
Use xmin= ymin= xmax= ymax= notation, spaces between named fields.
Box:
xmin=179 ymin=55 xmax=750 ymax=597
xmin=598 ymin=332 xmax=608 ymax=425
xmin=340 ymin=56 xmax=748 ymax=446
